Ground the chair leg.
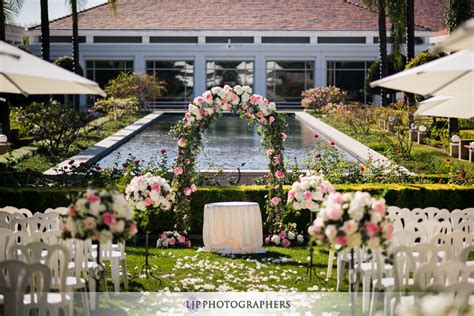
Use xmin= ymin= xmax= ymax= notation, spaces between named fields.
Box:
xmin=336 ymin=255 xmax=345 ymax=291
xmin=81 ymin=289 xmax=90 ymax=316
xmin=121 ymin=259 xmax=129 ymax=291
xmin=89 ymin=278 xmax=96 ymax=310
xmin=369 ymin=288 xmax=378 ymax=316
xmin=362 ymin=272 xmax=371 ymax=313
xmin=111 ymin=259 xmax=120 ymax=293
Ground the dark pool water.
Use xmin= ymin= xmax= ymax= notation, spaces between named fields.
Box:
xmin=97 ymin=113 xmax=354 ymax=170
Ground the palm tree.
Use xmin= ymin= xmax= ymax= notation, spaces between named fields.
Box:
xmin=40 ymin=0 xmax=50 ymax=61
xmin=445 ymin=0 xmax=472 ymax=136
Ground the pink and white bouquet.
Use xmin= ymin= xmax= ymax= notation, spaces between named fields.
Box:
xmin=265 ymin=223 xmax=304 ymax=248
xmin=308 ymin=191 xmax=393 ymax=249
xmin=125 ymin=173 xmax=174 ymax=212
xmin=62 ymin=188 xmax=137 ymax=243
xmin=287 ymin=173 xmax=335 ymax=213
xmin=157 ymin=231 xmax=191 ymax=248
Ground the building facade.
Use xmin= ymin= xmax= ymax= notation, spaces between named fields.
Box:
xmin=27 ymin=0 xmax=445 ymax=107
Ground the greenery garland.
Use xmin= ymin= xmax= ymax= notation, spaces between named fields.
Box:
xmin=171 ymin=85 xmax=288 ymax=233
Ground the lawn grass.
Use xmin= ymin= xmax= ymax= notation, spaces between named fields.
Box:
xmin=11 ymin=114 xmax=145 ymax=173
xmin=118 ymin=245 xmax=342 ymax=293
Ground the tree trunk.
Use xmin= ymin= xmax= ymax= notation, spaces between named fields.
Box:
xmin=71 ymin=0 xmax=82 ymax=109
xmin=0 ymin=0 xmax=5 ymax=41
xmin=40 ymin=0 xmax=50 ymax=61
xmin=406 ymin=0 xmax=415 ymax=62
xmin=448 ymin=118 xmax=459 ymax=138
xmin=378 ymin=0 xmax=389 ymax=106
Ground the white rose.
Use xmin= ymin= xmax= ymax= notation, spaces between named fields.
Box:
xmin=269 ymin=102 xmax=276 ymax=111
xmin=370 ymin=211 xmax=382 ymax=224
xmin=293 ymin=202 xmax=301 ymax=210
xmin=297 ymin=234 xmax=304 ymax=244
xmin=368 ymin=237 xmax=380 ymax=248
xmin=243 ymin=86 xmax=252 ymax=94
xmin=270 ymin=234 xmax=281 ymax=245
xmin=348 ymin=207 xmax=364 ymax=221
xmin=89 ymin=201 xmax=105 ymax=217
xmin=205 ymin=107 xmax=214 ymax=115
xmin=241 ymin=92 xmax=250 ymax=103
xmin=325 ymin=225 xmax=337 ymax=242
xmin=161 ymin=239 xmax=169 ymax=248
xmin=99 ymin=230 xmax=113 ymax=243
xmin=136 ymin=201 xmax=146 ymax=211
xmin=233 ymin=85 xmax=243 ymax=95
xmin=348 ymin=233 xmax=362 ymax=248
xmin=66 ymin=217 xmax=77 ymax=235
xmin=287 ymin=232 xmax=295 ymax=240
xmin=111 ymin=220 xmax=125 ymax=233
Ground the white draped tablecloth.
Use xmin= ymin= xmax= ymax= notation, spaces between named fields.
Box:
xmin=200 ymin=202 xmax=265 ymax=254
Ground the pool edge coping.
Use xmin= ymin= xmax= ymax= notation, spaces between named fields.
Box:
xmin=43 ymin=112 xmax=164 ymax=176
xmin=294 ymin=112 xmax=388 ymax=164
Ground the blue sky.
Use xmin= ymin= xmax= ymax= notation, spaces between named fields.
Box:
xmin=16 ymin=0 xmax=107 ymax=26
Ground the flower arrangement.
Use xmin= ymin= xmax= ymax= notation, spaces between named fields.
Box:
xmin=308 ymin=191 xmax=393 ymax=249
xmin=301 ymin=86 xmax=347 ymax=110
xmin=62 ymin=188 xmax=137 ymax=243
xmin=265 ymin=223 xmax=304 ymax=247
xmin=172 ymin=85 xmax=287 ymax=233
xmin=287 ymin=172 xmax=335 ymax=213
xmin=156 ymin=231 xmax=191 ymax=248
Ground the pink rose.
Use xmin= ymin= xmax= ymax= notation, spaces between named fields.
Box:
xmin=145 ymin=197 xmax=153 ymax=207
xmin=102 ymin=212 xmax=116 ymax=226
xmin=281 ymin=238 xmax=291 ymax=248
xmin=178 ymin=138 xmax=185 ymax=148
xmin=325 ymin=225 xmax=337 ymax=241
xmin=257 ymin=111 xmax=263 ymax=118
xmin=260 ymin=117 xmax=267 ymax=125
xmin=336 ymin=235 xmax=348 ymax=247
xmin=151 ymin=184 xmax=161 ymax=192
xmin=174 ymin=166 xmax=184 ymax=175
xmin=307 ymin=224 xmax=320 ymax=236
xmin=129 ymin=223 xmax=138 ymax=236
xmin=203 ymin=90 xmax=213 ymax=102
xmin=328 ymin=192 xmax=343 ymax=204
xmin=342 ymin=219 xmax=358 ymax=236
xmin=193 ymin=96 xmax=204 ymax=105
xmin=271 ymin=196 xmax=281 ymax=206
xmin=273 ymin=156 xmax=281 ymax=164
xmin=69 ymin=206 xmax=76 ymax=218
xmin=160 ymin=233 xmax=167 ymax=240
xmin=168 ymin=237 xmax=176 ymax=246
xmin=87 ymin=194 xmax=101 ymax=204
xmin=288 ymin=190 xmax=296 ymax=200
xmin=372 ymin=200 xmax=386 ymax=216
xmin=281 ymin=133 xmax=287 ymax=141
xmin=178 ymin=235 xmax=186 ymax=244
xmin=279 ymin=231 xmax=287 ymax=239
xmin=241 ymin=103 xmax=248 ymax=110
xmin=303 ymin=191 xmax=312 ymax=200
xmin=191 ymin=184 xmax=197 ymax=192
xmin=266 ymin=149 xmax=274 ymax=156
xmin=269 ymin=116 xmax=275 ymax=124
xmin=184 ymin=187 xmax=192 ymax=196
xmin=364 ymin=222 xmax=380 ymax=237
xmin=275 ymin=170 xmax=285 ymax=179
xmin=264 ymin=236 xmax=271 ymax=245
xmin=326 ymin=204 xmax=342 ymax=221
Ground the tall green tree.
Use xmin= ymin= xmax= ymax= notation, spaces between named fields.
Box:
xmin=0 ymin=0 xmax=24 ymax=137
xmin=445 ymin=0 xmax=472 ymax=136
xmin=406 ymin=0 xmax=415 ymax=62
xmin=40 ymin=0 xmax=50 ymax=61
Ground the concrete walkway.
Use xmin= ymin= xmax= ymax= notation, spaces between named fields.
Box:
xmin=295 ymin=112 xmax=388 ymax=164
xmin=43 ymin=112 xmax=163 ymax=176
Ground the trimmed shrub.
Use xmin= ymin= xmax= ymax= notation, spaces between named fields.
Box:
xmin=0 ymin=184 xmax=472 ymax=234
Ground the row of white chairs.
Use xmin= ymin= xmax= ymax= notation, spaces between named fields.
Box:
xmin=0 ymin=206 xmax=69 ymax=218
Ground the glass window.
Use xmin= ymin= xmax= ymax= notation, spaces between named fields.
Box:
xmin=86 ymin=60 xmax=134 ymax=88
xmin=266 ymin=61 xmax=314 ymax=104
xmin=146 ymin=60 xmax=194 ymax=104
xmin=206 ymin=60 xmax=254 ymax=89
xmin=326 ymin=61 xmax=373 ymax=102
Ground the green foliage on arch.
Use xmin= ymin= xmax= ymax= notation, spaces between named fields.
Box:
xmin=171 ymin=85 xmax=288 ymax=233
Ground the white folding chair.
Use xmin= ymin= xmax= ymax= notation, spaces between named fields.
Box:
xmin=44 ymin=207 xmax=69 ymax=216
xmin=431 ymin=232 xmax=474 ymax=261
xmin=0 ymin=260 xmax=51 ymax=316
xmin=94 ymin=242 xmax=129 ymax=293
xmin=0 ymin=206 xmax=33 ymax=217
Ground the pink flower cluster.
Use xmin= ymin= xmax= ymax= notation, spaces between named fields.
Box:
xmin=265 ymin=224 xmax=304 ymax=248
xmin=308 ymin=191 xmax=393 ymax=249
xmin=157 ymin=231 xmax=191 ymax=248
xmin=63 ymin=188 xmax=137 ymax=243
xmin=287 ymin=173 xmax=335 ymax=213
xmin=301 ymin=86 xmax=347 ymax=109
xmin=125 ymin=173 xmax=174 ymax=211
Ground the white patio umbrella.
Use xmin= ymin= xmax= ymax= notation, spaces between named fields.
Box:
xmin=370 ymin=50 xmax=474 ymax=98
xmin=415 ymin=96 xmax=474 ymax=119
xmin=0 ymin=41 xmax=105 ymax=96
xmin=437 ymin=18 xmax=474 ymax=51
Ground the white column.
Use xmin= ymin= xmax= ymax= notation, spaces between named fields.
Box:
xmin=254 ymin=53 xmax=265 ymax=96
xmin=194 ymin=53 xmax=206 ymax=96
xmin=315 ymin=53 xmax=326 ymax=87
xmin=134 ymin=53 xmax=146 ymax=75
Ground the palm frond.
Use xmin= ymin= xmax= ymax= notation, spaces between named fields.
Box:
xmin=3 ymin=0 xmax=24 ymax=24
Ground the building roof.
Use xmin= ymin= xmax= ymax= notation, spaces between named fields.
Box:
xmin=33 ymin=0 xmax=445 ymax=32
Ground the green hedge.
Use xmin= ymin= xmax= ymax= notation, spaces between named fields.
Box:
xmin=0 ymin=184 xmax=473 ymax=233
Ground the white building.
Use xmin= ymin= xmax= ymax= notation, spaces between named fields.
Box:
xmin=26 ymin=0 xmax=445 ymax=107
xmin=6 ymin=24 xmax=25 ymax=46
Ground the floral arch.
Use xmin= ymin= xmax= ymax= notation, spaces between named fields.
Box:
xmin=171 ymin=85 xmax=288 ymax=233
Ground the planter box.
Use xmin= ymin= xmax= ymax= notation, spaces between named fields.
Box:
xmin=0 ymin=143 xmax=9 ymax=155
xmin=459 ymin=139 xmax=474 ymax=161
xmin=450 ymin=142 xmax=459 ymax=157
